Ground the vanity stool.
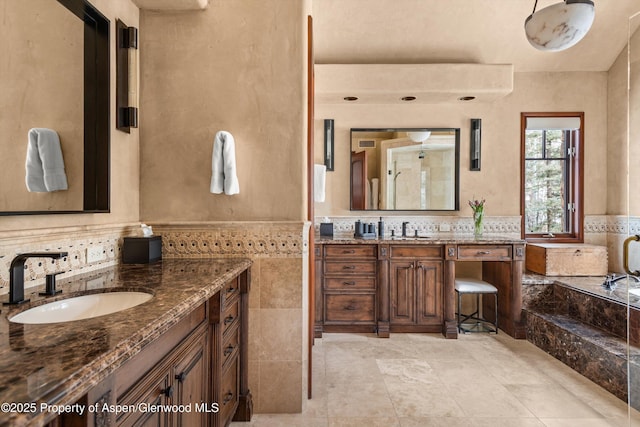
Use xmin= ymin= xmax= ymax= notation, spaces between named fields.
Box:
xmin=455 ymin=278 xmax=498 ymax=334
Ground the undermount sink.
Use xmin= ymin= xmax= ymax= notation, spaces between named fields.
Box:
xmin=9 ymin=291 xmax=153 ymax=324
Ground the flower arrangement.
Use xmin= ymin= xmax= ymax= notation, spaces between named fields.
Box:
xmin=469 ymin=197 xmax=485 ymax=238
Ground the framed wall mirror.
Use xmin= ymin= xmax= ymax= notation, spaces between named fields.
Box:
xmin=0 ymin=0 xmax=110 ymax=215
xmin=350 ymin=128 xmax=460 ymax=211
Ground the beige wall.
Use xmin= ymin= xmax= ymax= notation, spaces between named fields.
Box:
xmin=315 ymin=71 xmax=608 ymax=219
xmin=0 ymin=0 xmax=141 ymax=231
xmin=139 ymin=0 xmax=308 ymax=222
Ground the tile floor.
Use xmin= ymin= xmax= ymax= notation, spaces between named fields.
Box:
xmin=232 ymin=332 xmax=640 ymax=427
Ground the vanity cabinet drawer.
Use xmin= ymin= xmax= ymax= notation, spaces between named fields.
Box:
xmin=219 ymin=354 xmax=240 ymax=425
xmin=457 ymin=245 xmax=512 ymax=261
xmin=324 ymin=277 xmax=376 ymax=290
xmin=222 ymin=323 xmax=240 ymax=370
xmin=324 ymin=245 xmax=377 ymax=259
xmin=222 ymin=277 xmax=240 ymax=307
xmin=389 ymin=245 xmax=443 ymax=259
xmin=325 ymin=294 xmax=375 ymax=323
xmin=325 ymin=261 xmax=376 ymax=275
xmin=221 ymin=297 xmax=240 ymax=337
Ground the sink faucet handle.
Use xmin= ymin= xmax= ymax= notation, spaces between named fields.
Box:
xmin=39 ymin=271 xmax=65 ymax=296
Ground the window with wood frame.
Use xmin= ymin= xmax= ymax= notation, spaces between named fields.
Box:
xmin=520 ymin=112 xmax=584 ymax=243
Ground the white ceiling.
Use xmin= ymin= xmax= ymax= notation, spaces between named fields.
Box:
xmin=312 ymin=0 xmax=640 ymax=72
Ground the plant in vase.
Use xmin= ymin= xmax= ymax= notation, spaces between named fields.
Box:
xmin=469 ymin=198 xmax=485 ymax=238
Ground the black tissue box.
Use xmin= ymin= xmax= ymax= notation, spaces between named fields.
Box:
xmin=123 ymin=235 xmax=162 ymax=264
xmin=320 ymin=223 xmax=334 ymax=237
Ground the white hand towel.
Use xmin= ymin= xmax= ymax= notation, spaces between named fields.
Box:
xmin=314 ymin=164 xmax=326 ymax=202
xmin=210 ymin=132 xmax=224 ymax=194
xmin=25 ymin=128 xmax=68 ymax=192
xmin=210 ymin=130 xmax=240 ymax=195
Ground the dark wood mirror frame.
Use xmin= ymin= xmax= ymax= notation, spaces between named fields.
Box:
xmin=1 ymin=0 xmax=110 ymax=216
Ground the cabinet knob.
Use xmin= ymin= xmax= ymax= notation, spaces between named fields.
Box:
xmin=342 ymin=281 xmax=356 ymax=286
xmin=342 ymin=265 xmax=356 ymax=270
xmin=476 ymin=251 xmax=491 ymax=255
xmin=224 ymin=345 xmax=235 ymax=356
xmin=344 ymin=305 xmax=356 ymax=311
xmin=224 ymin=315 xmax=235 ymax=325
xmin=175 ymin=372 xmax=186 ymax=383
xmin=223 ymin=391 xmax=234 ymax=404
xmin=162 ymin=385 xmax=174 ymax=398
xmin=343 ymin=249 xmax=355 ymax=254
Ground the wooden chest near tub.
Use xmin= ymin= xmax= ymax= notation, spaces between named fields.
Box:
xmin=525 ymin=243 xmax=607 ymax=276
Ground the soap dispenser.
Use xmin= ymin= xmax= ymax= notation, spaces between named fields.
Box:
xmin=378 ymin=217 xmax=385 ymax=238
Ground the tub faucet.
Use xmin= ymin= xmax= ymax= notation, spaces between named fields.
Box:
xmin=5 ymin=252 xmax=68 ymax=305
xmin=602 ymin=273 xmax=640 ymax=290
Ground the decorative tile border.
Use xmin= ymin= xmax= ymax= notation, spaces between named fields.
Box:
xmin=0 ymin=223 xmax=139 ymax=295
xmin=315 ymin=215 xmax=521 ymax=237
xmin=151 ymin=222 xmax=310 ymax=259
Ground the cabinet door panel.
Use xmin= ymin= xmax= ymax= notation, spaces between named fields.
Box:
xmin=416 ymin=261 xmax=443 ymax=325
xmin=174 ymin=330 xmax=208 ymax=427
xmin=117 ymin=371 xmax=171 ymax=427
xmin=390 ymin=261 xmax=416 ymax=324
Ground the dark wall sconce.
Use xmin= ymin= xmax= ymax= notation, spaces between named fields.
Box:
xmin=324 ymin=119 xmax=334 ymax=171
xmin=470 ymin=118 xmax=481 ymax=171
xmin=116 ymin=19 xmax=138 ymax=133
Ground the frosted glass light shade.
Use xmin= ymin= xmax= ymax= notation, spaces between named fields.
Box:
xmin=407 ymin=131 xmax=431 ymax=142
xmin=524 ymin=0 xmax=595 ymax=52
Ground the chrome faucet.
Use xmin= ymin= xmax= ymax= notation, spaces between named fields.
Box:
xmin=401 ymin=222 xmax=410 ymax=237
xmin=602 ymin=273 xmax=640 ymax=290
xmin=5 ymin=252 xmax=67 ymax=305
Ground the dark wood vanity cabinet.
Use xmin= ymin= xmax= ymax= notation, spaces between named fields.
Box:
xmin=116 ymin=322 xmax=209 ymax=427
xmin=318 ymin=244 xmax=378 ymax=333
xmin=210 ymin=275 xmax=252 ymax=427
xmin=389 ymin=246 xmax=443 ymax=332
xmin=315 ymin=241 xmax=525 ymax=340
xmin=58 ymin=270 xmax=252 ymax=427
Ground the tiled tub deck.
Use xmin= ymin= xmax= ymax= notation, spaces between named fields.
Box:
xmin=523 ymin=273 xmax=640 ymax=409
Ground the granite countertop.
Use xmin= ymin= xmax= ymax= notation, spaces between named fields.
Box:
xmin=315 ymin=233 xmax=525 ymax=245
xmin=0 ymin=258 xmax=252 ymax=427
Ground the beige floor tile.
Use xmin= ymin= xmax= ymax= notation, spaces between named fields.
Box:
xmin=446 ymin=382 xmax=536 ymax=418
xmin=538 ymin=418 xmax=621 ymax=427
xmin=506 ymin=384 xmax=607 ymax=418
xmin=471 ymin=418 xmax=547 ymax=427
xmin=399 ymin=417 xmax=479 ymax=427
xmin=328 ymin=417 xmax=401 ymax=427
xmin=234 ymin=332 xmax=640 ymax=427
xmin=385 ymin=381 xmax=465 ymax=418
xmin=326 ymin=381 xmax=396 ymax=418
xmin=376 ymin=358 xmax=441 ymax=385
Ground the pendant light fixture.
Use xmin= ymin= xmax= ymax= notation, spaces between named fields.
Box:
xmin=524 ymin=0 xmax=595 ymax=52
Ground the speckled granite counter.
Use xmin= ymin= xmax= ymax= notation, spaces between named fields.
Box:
xmin=0 ymin=258 xmax=251 ymax=427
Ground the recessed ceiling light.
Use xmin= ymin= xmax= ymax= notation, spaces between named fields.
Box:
xmin=458 ymin=96 xmax=476 ymax=101
xmin=401 ymin=96 xmax=417 ymax=101
xmin=344 ymin=96 xmax=358 ymax=101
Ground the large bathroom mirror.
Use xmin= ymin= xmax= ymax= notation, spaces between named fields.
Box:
xmin=0 ymin=0 xmax=110 ymax=215
xmin=350 ymin=128 xmax=460 ymax=211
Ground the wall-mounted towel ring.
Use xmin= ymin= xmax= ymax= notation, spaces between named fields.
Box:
xmin=210 ymin=130 xmax=240 ymax=195
xmin=25 ymin=128 xmax=68 ymax=192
